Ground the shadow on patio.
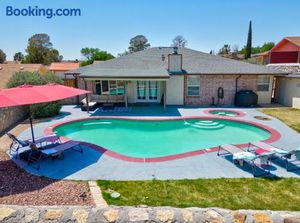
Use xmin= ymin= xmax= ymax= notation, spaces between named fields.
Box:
xmin=11 ymin=144 xmax=103 ymax=180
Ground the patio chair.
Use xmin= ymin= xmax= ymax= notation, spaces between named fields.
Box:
xmin=28 ymin=141 xmax=83 ymax=170
xmin=249 ymin=141 xmax=300 ymax=171
xmin=6 ymin=132 xmax=61 ymax=157
xmin=218 ymin=144 xmax=273 ymax=177
xmin=6 ymin=132 xmax=29 ymax=156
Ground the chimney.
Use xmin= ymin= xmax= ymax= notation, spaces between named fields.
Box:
xmin=168 ymin=47 xmax=182 ymax=73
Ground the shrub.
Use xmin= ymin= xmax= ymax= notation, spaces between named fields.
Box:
xmin=30 ymin=101 xmax=62 ymax=119
xmin=6 ymin=71 xmax=63 ymax=119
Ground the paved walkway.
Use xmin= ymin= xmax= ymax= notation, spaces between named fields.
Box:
xmin=10 ymin=105 xmax=300 ymax=180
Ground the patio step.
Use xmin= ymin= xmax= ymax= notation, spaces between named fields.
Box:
xmin=184 ymin=120 xmax=225 ymax=129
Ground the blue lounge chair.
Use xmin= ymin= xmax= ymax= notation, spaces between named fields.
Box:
xmin=6 ymin=132 xmax=61 ymax=157
xmin=28 ymin=141 xmax=83 ymax=169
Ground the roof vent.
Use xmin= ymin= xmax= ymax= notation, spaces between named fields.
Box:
xmin=20 ymin=67 xmax=24 ymax=70
xmin=0 ymin=67 xmax=2 ymax=70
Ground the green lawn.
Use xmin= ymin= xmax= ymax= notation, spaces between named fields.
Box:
xmin=98 ymin=178 xmax=300 ymax=211
xmin=260 ymin=108 xmax=300 ymax=133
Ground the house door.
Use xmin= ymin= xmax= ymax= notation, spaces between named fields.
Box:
xmin=136 ymin=81 xmax=160 ymax=102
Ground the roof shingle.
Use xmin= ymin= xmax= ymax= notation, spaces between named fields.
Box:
xmin=68 ymin=47 xmax=286 ymax=78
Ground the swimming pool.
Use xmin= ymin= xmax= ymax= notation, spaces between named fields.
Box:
xmin=52 ymin=117 xmax=275 ymax=159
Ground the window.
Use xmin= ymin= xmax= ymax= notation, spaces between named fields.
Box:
xmin=187 ymin=76 xmax=200 ymax=96
xmin=95 ymin=81 xmax=101 ymax=95
xmin=137 ymin=81 xmax=146 ymax=99
xmin=109 ymin=81 xmax=117 ymax=95
xmin=149 ymin=81 xmax=158 ymax=100
xmin=102 ymin=81 xmax=109 ymax=94
xmin=94 ymin=80 xmax=125 ymax=95
xmin=257 ymin=76 xmax=270 ymax=92
xmin=117 ymin=81 xmax=125 ymax=95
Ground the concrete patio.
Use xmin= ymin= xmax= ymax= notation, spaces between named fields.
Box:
xmin=10 ymin=104 xmax=300 ymax=180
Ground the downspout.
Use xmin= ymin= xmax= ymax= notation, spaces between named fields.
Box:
xmin=235 ymin=75 xmax=242 ymax=93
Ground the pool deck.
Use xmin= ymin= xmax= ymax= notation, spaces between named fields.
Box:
xmin=11 ymin=105 xmax=300 ymax=180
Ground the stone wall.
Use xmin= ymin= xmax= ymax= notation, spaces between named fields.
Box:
xmin=0 ymin=107 xmax=28 ymax=134
xmin=184 ymin=75 xmax=258 ymax=105
xmin=0 ymin=205 xmax=299 ymax=223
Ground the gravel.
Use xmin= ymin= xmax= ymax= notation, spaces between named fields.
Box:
xmin=0 ymin=149 xmax=94 ymax=206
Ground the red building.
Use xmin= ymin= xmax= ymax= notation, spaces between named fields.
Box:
xmin=269 ymin=37 xmax=300 ymax=63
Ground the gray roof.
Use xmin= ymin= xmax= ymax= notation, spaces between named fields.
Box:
xmin=68 ymin=47 xmax=286 ymax=78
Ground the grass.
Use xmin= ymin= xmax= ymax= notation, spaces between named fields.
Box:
xmin=260 ymin=108 xmax=300 ymax=133
xmin=98 ymin=178 xmax=300 ymax=211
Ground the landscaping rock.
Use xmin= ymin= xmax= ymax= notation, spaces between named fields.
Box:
xmin=232 ymin=211 xmax=247 ymax=223
xmin=0 ymin=207 xmax=16 ymax=221
xmin=128 ymin=207 xmax=149 ymax=222
xmin=72 ymin=209 xmax=89 ymax=223
xmin=44 ymin=209 xmax=64 ymax=221
xmin=253 ymin=212 xmax=273 ymax=223
xmin=182 ymin=209 xmax=193 ymax=222
xmin=103 ymin=208 xmax=119 ymax=222
xmin=156 ymin=209 xmax=174 ymax=222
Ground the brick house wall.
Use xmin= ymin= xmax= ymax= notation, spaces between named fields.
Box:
xmin=184 ymin=75 xmax=258 ymax=105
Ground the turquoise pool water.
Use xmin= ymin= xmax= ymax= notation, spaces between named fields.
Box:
xmin=54 ymin=118 xmax=271 ymax=158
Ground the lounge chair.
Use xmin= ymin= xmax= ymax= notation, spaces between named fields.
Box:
xmin=6 ymin=133 xmax=61 ymax=157
xmin=28 ymin=141 xmax=83 ymax=169
xmin=218 ymin=144 xmax=273 ymax=177
xmin=6 ymin=132 xmax=29 ymax=155
xmin=249 ymin=141 xmax=300 ymax=171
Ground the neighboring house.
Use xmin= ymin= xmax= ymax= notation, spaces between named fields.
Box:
xmin=252 ymin=51 xmax=270 ymax=65
xmin=264 ymin=37 xmax=300 ymax=107
xmin=269 ymin=37 xmax=300 ymax=64
xmin=66 ymin=47 xmax=284 ymax=107
xmin=49 ymin=62 xmax=80 ymax=87
xmin=0 ymin=62 xmax=46 ymax=89
xmin=49 ymin=62 xmax=80 ymax=73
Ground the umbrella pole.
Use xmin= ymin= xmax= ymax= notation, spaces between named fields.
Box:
xmin=28 ymin=105 xmax=35 ymax=143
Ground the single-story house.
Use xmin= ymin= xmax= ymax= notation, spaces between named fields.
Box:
xmin=66 ymin=47 xmax=285 ymax=107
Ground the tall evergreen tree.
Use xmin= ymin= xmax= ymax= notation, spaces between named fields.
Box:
xmin=245 ymin=21 xmax=252 ymax=59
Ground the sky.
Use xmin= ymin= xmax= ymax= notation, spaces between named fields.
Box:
xmin=0 ymin=0 xmax=299 ymax=60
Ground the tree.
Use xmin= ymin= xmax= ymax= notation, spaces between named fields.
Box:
xmin=13 ymin=52 xmax=24 ymax=62
xmin=261 ymin=42 xmax=275 ymax=52
xmin=24 ymin=33 xmax=62 ymax=65
xmin=0 ymin=49 xmax=6 ymax=63
xmin=172 ymin=35 xmax=187 ymax=48
xmin=128 ymin=35 xmax=150 ymax=53
xmin=218 ymin=44 xmax=231 ymax=55
xmin=245 ymin=21 xmax=252 ymax=59
xmin=80 ymin=47 xmax=115 ymax=66
xmin=80 ymin=47 xmax=100 ymax=60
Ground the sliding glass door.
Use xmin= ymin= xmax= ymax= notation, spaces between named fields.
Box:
xmin=136 ymin=81 xmax=159 ymax=102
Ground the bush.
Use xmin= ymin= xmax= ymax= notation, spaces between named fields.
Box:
xmin=30 ymin=102 xmax=62 ymax=119
xmin=6 ymin=71 xmax=63 ymax=119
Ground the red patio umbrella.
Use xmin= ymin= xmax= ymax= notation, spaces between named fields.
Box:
xmin=0 ymin=84 xmax=90 ymax=142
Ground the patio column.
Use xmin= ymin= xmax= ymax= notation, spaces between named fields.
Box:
xmin=124 ymin=81 xmax=128 ymax=108
xmin=164 ymin=81 xmax=167 ymax=111
xmin=84 ymin=79 xmax=89 ymax=113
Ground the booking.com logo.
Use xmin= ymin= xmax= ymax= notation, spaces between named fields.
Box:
xmin=6 ymin=6 xmax=81 ymax=19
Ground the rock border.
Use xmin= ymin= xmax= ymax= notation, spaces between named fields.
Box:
xmin=0 ymin=205 xmax=300 ymax=223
